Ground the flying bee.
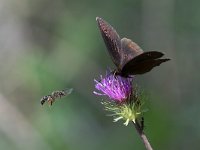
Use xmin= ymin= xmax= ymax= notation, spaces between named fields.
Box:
xmin=40 ymin=88 xmax=73 ymax=106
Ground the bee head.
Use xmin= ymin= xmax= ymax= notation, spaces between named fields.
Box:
xmin=40 ymin=95 xmax=50 ymax=105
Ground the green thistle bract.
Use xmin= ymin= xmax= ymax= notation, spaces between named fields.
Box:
xmin=101 ymin=98 xmax=144 ymax=126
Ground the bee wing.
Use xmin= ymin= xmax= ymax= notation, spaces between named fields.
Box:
xmin=96 ymin=17 xmax=122 ymax=69
xmin=63 ymin=88 xmax=73 ymax=95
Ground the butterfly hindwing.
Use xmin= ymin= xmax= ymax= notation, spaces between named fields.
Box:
xmin=120 ymin=38 xmax=143 ymax=69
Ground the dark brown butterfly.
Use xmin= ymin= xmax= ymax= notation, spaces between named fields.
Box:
xmin=96 ymin=17 xmax=170 ymax=77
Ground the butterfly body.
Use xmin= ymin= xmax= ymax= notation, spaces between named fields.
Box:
xmin=96 ymin=17 xmax=170 ymax=77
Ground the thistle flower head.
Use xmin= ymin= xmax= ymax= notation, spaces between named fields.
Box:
xmin=94 ymin=72 xmax=147 ymax=126
xmin=94 ymin=73 xmax=132 ymax=103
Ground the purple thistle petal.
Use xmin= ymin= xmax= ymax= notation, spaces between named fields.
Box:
xmin=94 ymin=73 xmax=133 ymax=103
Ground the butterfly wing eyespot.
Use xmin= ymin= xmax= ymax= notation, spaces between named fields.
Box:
xmin=96 ymin=17 xmax=122 ymax=70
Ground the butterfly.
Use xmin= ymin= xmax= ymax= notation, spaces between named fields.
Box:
xmin=40 ymin=88 xmax=73 ymax=106
xmin=96 ymin=17 xmax=170 ymax=77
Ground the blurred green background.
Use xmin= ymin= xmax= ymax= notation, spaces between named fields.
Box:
xmin=0 ymin=0 xmax=199 ymax=150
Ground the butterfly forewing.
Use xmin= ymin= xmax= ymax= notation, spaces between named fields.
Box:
xmin=96 ymin=17 xmax=122 ymax=68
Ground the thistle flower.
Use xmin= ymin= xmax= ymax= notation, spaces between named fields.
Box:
xmin=94 ymin=73 xmax=132 ymax=103
xmin=94 ymin=72 xmax=145 ymax=126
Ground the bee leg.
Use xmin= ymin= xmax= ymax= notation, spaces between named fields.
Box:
xmin=47 ymin=95 xmax=54 ymax=106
